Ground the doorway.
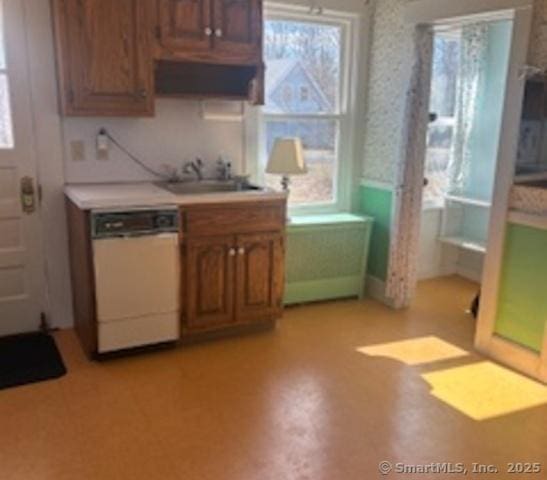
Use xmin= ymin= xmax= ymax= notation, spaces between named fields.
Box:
xmin=416 ymin=17 xmax=513 ymax=302
xmin=0 ymin=0 xmax=45 ymax=335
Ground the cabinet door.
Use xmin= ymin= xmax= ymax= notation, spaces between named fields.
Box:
xmin=184 ymin=236 xmax=236 ymax=331
xmin=156 ymin=0 xmax=213 ymax=60
xmin=235 ymin=233 xmax=284 ymax=324
xmin=52 ymin=0 xmax=154 ymax=116
xmin=212 ymin=0 xmax=262 ymax=64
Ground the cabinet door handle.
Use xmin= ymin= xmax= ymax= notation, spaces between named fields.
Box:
xmin=204 ymin=27 xmax=213 ymax=36
xmin=229 ymin=248 xmax=237 ymax=257
xmin=238 ymin=247 xmax=245 ymax=256
xmin=138 ymin=89 xmax=148 ymax=99
xmin=215 ymin=28 xmax=223 ymax=38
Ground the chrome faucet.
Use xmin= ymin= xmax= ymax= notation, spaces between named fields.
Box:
xmin=183 ymin=158 xmax=204 ymax=181
xmin=217 ymin=157 xmax=232 ymax=181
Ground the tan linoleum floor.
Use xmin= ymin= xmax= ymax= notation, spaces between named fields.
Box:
xmin=1 ymin=276 xmax=546 ymax=480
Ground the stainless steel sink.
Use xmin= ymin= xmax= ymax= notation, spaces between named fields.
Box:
xmin=157 ymin=180 xmax=263 ymax=195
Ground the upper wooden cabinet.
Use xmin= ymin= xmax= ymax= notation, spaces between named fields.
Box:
xmin=156 ymin=0 xmax=212 ymax=58
xmin=52 ymin=0 xmax=155 ymax=116
xmin=156 ymin=0 xmax=262 ymax=65
xmin=51 ymin=0 xmax=264 ymax=116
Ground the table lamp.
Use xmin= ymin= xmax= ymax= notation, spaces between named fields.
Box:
xmin=266 ymin=138 xmax=307 ymax=191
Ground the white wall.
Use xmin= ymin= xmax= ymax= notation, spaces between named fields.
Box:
xmin=417 ymin=208 xmax=484 ymax=282
xmin=417 ymin=208 xmax=445 ymax=280
xmin=63 ymin=101 xmax=247 ymax=184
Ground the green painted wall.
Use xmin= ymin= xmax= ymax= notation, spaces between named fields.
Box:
xmin=495 ymin=224 xmax=547 ymax=352
xmin=359 ymin=184 xmax=393 ymax=281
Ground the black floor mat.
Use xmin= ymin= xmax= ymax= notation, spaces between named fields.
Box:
xmin=0 ymin=333 xmax=67 ymax=390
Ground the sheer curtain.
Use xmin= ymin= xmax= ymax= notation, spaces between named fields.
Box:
xmin=386 ymin=26 xmax=433 ymax=309
xmin=449 ymin=24 xmax=488 ymax=196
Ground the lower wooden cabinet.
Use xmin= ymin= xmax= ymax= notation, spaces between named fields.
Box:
xmin=235 ymin=233 xmax=284 ymax=325
xmin=181 ymin=201 xmax=286 ymax=338
xmin=65 ymin=196 xmax=287 ymax=356
xmin=183 ymin=232 xmax=285 ymax=334
xmin=184 ymin=235 xmax=236 ymax=332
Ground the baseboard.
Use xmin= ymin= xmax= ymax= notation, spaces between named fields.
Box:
xmin=365 ymin=275 xmax=396 ymax=308
xmin=284 ymin=276 xmax=364 ymax=305
xmin=456 ymin=264 xmax=483 ymax=283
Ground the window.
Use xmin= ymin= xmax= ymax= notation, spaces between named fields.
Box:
xmin=0 ymin=1 xmax=13 ymax=149
xmin=259 ymin=9 xmax=354 ymax=210
xmin=424 ymin=30 xmax=461 ymax=206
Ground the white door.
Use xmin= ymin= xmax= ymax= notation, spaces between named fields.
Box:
xmin=0 ymin=0 xmax=45 ymax=335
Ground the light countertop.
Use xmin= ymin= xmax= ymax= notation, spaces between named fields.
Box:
xmin=65 ymin=182 xmax=287 ymax=210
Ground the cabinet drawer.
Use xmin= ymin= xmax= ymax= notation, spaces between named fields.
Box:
xmin=182 ymin=202 xmax=286 ymax=236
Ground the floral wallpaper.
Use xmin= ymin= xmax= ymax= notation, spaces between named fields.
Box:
xmin=362 ymin=0 xmax=415 ymax=184
xmin=529 ymin=0 xmax=547 ymax=68
xmin=362 ymin=0 xmax=547 ymax=185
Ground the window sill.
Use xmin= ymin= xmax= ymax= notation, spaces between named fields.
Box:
xmin=422 ymin=202 xmax=445 ymax=212
xmin=287 ymin=212 xmax=374 ymax=228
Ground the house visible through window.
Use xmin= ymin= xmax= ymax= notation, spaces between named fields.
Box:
xmin=0 ymin=1 xmax=14 ymax=149
xmin=424 ymin=30 xmax=462 ymax=206
xmin=262 ymin=13 xmax=346 ymax=208
xmin=282 ymin=85 xmax=293 ymax=104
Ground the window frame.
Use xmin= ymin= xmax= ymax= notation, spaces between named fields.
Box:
xmin=247 ymin=4 xmax=364 ymax=216
xmin=0 ymin=0 xmax=14 ymax=150
xmin=423 ymin=28 xmax=462 ymax=210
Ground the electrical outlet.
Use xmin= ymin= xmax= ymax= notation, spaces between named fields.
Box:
xmin=70 ymin=140 xmax=85 ymax=162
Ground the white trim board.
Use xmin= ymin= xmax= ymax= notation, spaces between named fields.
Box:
xmin=266 ymin=0 xmax=369 ymax=16
xmin=476 ymin=7 xmax=533 ymax=353
xmin=360 ymin=179 xmax=395 ymax=191
xmin=404 ymin=0 xmax=531 ymax=25
xmin=477 ymin=335 xmax=547 ymax=384
xmin=508 ymin=210 xmax=547 ymax=230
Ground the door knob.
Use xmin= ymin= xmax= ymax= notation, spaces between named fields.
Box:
xmin=20 ymin=176 xmax=36 ymax=215
xmin=229 ymin=248 xmax=236 ymax=257
xmin=204 ymin=27 xmax=213 ymax=37
xmin=238 ymin=247 xmax=245 ymax=256
xmin=215 ymin=28 xmax=223 ymax=38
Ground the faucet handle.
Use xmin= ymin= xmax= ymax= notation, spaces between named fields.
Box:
xmin=161 ymin=164 xmax=179 ymax=182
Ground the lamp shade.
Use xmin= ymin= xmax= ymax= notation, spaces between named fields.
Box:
xmin=266 ymin=138 xmax=307 ymax=175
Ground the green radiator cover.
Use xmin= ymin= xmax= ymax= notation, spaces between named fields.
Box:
xmin=285 ymin=214 xmax=374 ymax=305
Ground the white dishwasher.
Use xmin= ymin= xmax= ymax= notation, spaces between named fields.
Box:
xmin=91 ymin=208 xmax=180 ymax=353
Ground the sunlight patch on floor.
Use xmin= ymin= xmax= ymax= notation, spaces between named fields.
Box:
xmin=357 ymin=336 xmax=470 ymax=366
xmin=422 ymin=361 xmax=547 ymax=421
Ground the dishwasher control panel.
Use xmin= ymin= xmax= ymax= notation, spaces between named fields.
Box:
xmin=91 ymin=208 xmax=179 ymax=238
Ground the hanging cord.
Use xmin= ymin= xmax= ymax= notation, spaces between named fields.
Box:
xmin=99 ymin=128 xmax=173 ymax=181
